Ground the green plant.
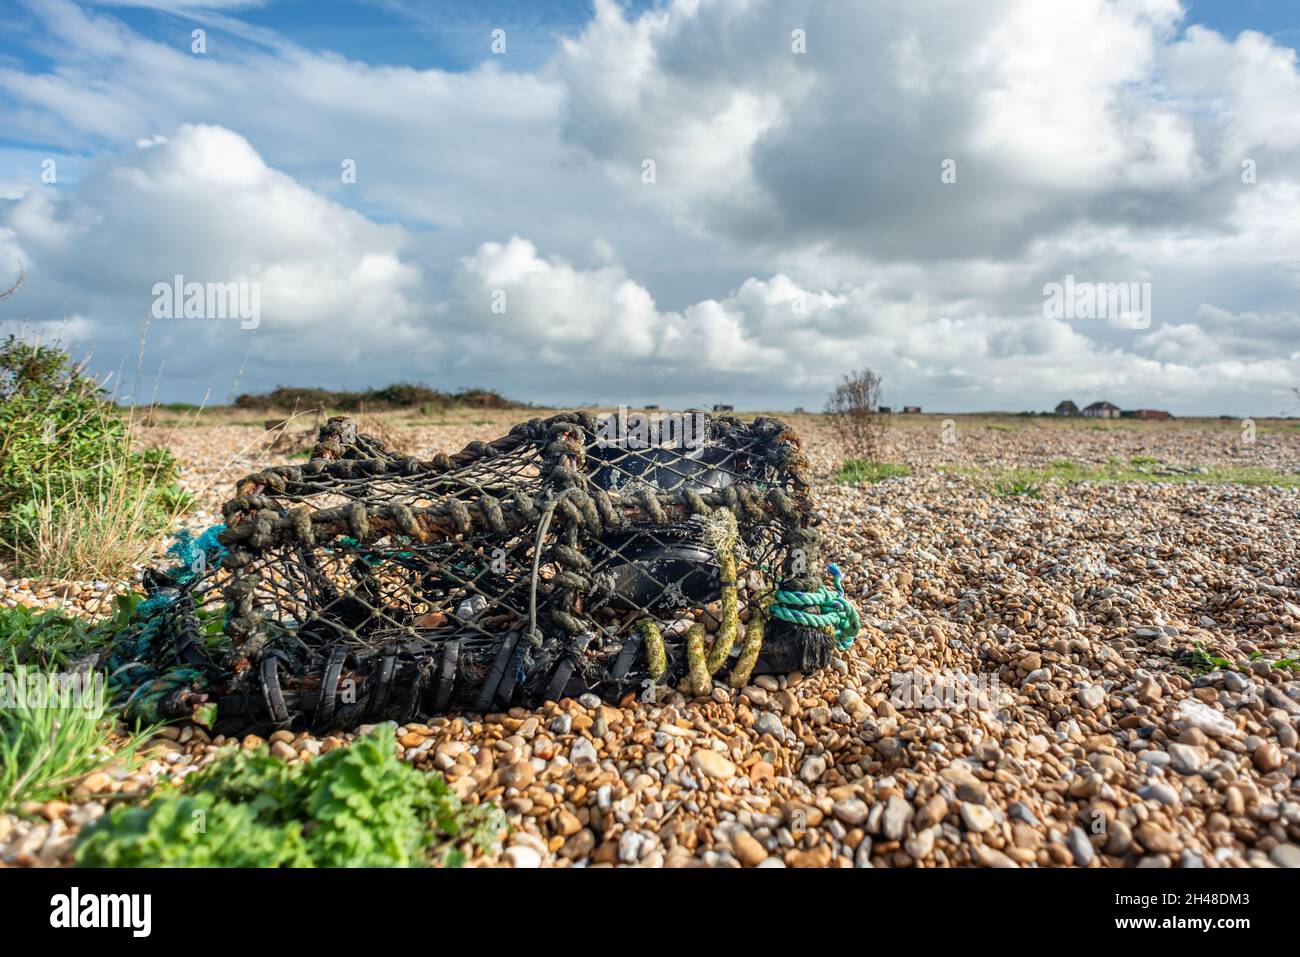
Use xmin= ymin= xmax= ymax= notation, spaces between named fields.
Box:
xmin=833 ymin=459 xmax=910 ymax=484
xmin=75 ymin=728 xmax=506 ymax=867
xmin=22 ymin=442 xmax=192 ymax=580
xmin=953 ymin=461 xmax=1300 ymax=488
xmin=0 ymin=336 xmax=189 ymax=577
xmin=0 ymin=599 xmax=160 ymax=811
xmin=0 ymin=605 xmax=87 ymax=668
xmin=1176 ymin=644 xmax=1235 ymax=676
xmin=77 ymin=792 xmax=312 ymax=866
xmin=0 ymin=597 xmax=145 ymax=669
xmin=0 ymin=657 xmax=142 ymax=812
xmin=992 ymin=480 xmax=1042 ymax=498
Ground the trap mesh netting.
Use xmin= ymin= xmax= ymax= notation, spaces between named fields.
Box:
xmin=102 ymin=411 xmax=861 ymax=736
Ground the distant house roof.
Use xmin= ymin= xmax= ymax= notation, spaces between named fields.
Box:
xmin=1054 ymin=400 xmax=1078 ymax=414
xmin=1083 ymin=401 xmax=1120 ymax=411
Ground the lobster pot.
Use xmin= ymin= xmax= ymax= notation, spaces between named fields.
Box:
xmin=128 ymin=411 xmax=836 ymax=735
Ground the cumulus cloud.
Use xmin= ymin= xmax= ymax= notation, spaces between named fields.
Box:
xmin=446 ymin=237 xmax=1298 ymax=412
xmin=0 ymin=0 xmax=1298 ymax=413
xmin=553 ymin=0 xmax=1265 ymax=259
xmin=0 ymin=124 xmax=425 ymax=390
xmin=1142 ymin=306 xmax=1300 ymax=364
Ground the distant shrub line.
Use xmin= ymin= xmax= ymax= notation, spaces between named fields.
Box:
xmin=231 ymin=383 xmax=522 ymax=413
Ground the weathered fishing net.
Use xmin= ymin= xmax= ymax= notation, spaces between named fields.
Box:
xmin=103 ymin=411 xmax=859 ymax=736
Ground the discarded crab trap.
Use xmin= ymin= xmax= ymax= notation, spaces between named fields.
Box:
xmin=108 ymin=411 xmax=860 ymax=736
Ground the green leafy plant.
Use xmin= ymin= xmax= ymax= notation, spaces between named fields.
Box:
xmin=1176 ymin=643 xmax=1236 ymax=676
xmin=74 ymin=728 xmax=506 ymax=867
xmin=991 ymin=480 xmax=1042 ymax=498
xmin=0 ymin=605 xmax=89 ymax=668
xmin=0 ymin=596 xmax=144 ymax=669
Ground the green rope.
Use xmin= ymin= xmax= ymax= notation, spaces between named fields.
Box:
xmin=770 ymin=563 xmax=861 ymax=651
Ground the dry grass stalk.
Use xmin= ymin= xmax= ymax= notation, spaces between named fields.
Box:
xmin=20 ymin=404 xmax=186 ymax=580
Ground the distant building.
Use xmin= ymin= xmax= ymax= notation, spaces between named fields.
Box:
xmin=901 ymin=406 xmax=922 ymax=414
xmin=712 ymin=404 xmax=734 ymax=413
xmin=1123 ymin=409 xmax=1174 ymax=421
xmin=1082 ymin=401 xmax=1121 ymax=418
xmin=1054 ymin=400 xmax=1079 ymax=416
xmin=877 ymin=406 xmax=892 ymax=414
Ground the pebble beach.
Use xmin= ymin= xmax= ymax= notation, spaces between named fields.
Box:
xmin=3 ymin=412 xmax=1299 ymax=868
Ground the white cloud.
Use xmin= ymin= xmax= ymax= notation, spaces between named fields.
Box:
xmin=1 ymin=0 xmax=1299 ymax=413
xmin=0 ymin=125 xmax=425 ymax=380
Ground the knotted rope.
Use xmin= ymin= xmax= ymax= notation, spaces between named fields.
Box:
xmin=770 ymin=563 xmax=861 ymax=651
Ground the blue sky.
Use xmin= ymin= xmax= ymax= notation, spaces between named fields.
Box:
xmin=1185 ymin=0 xmax=1300 ymax=47
xmin=0 ymin=1 xmax=1292 ymax=76
xmin=1 ymin=0 xmax=1299 ymax=414
xmin=0 ymin=1 xmax=662 ymax=78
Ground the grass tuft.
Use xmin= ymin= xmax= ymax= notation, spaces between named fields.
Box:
xmin=833 ymin=460 xmax=911 ymax=484
xmin=0 ymin=659 xmax=147 ymax=813
xmin=956 ymin=460 xmax=1300 ymax=488
xmin=1 ymin=335 xmax=191 ymax=579
xmin=20 ymin=434 xmax=191 ymax=580
xmin=991 ymin=479 xmax=1042 ymax=498
xmin=0 ymin=604 xmax=158 ymax=812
